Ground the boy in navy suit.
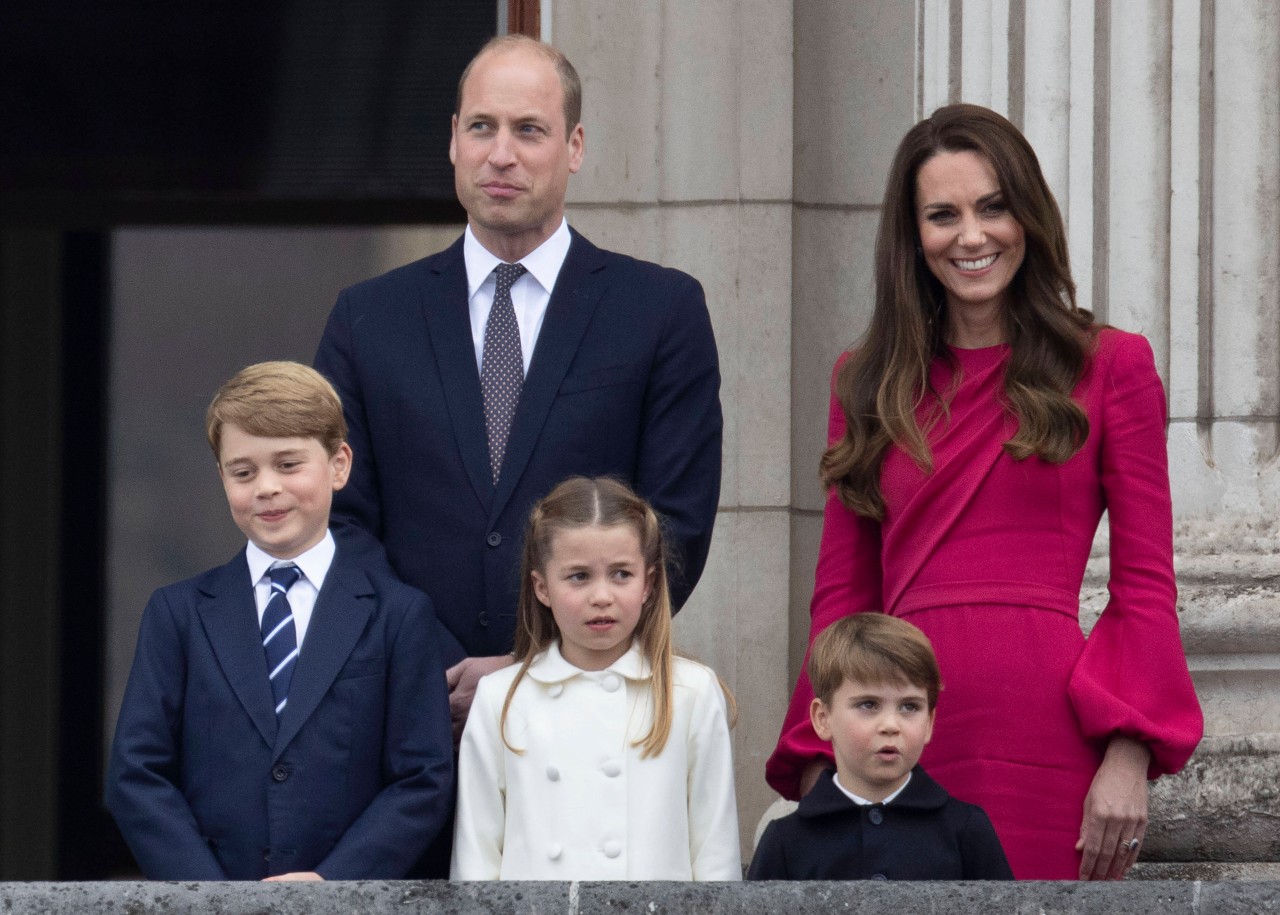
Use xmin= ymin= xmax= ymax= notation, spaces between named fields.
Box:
xmin=107 ymin=361 xmax=452 ymax=880
xmin=749 ymin=614 xmax=1011 ymax=881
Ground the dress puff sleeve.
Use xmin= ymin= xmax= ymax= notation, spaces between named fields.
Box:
xmin=1067 ymin=330 xmax=1203 ymax=778
xmin=765 ymin=355 xmax=885 ymax=800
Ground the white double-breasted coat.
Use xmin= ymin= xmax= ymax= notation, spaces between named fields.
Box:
xmin=451 ymin=642 xmax=741 ymax=880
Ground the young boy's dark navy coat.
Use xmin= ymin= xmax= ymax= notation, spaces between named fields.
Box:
xmin=106 ymin=536 xmax=453 ymax=879
xmin=748 ymin=767 xmax=1012 ymax=881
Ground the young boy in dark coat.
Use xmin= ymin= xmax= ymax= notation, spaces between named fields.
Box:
xmin=749 ymin=613 xmax=1011 ymax=880
xmin=107 ymin=362 xmax=453 ymax=880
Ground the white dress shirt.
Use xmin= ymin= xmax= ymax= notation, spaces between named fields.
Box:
xmin=463 ymin=219 xmax=573 ymax=375
xmin=246 ymin=531 xmax=335 ymax=649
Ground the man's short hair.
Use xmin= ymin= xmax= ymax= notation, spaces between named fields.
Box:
xmin=206 ymin=361 xmax=348 ymax=459
xmin=808 ymin=613 xmax=942 ymax=709
xmin=455 ymin=34 xmax=582 ymax=137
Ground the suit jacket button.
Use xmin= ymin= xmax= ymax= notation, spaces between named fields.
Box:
xmin=548 ymin=683 xmax=564 ymax=698
xmin=601 ymin=674 xmax=621 ymax=692
xmin=548 ymin=843 xmax=563 ymax=861
xmin=872 ymin=873 xmax=887 ymax=881
xmin=601 ymin=760 xmax=622 ymax=778
xmin=546 ymin=765 xmax=560 ymax=781
xmin=867 ymin=807 xmax=883 ymax=825
xmin=486 ymin=532 xmax=502 ymax=547
xmin=271 ymin=765 xmax=289 ymax=782
xmin=603 ymin=840 xmax=622 ymax=859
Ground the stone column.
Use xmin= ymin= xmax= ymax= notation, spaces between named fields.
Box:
xmin=554 ymin=0 xmax=795 ymax=853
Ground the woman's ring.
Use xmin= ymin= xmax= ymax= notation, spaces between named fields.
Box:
xmin=1123 ymin=838 xmax=1140 ymax=852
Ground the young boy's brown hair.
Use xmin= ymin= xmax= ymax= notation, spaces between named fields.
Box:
xmin=206 ymin=361 xmax=347 ymax=458
xmin=808 ymin=613 xmax=941 ymax=709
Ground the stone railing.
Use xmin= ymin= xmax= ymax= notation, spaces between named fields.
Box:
xmin=5 ymin=879 xmax=1280 ymax=914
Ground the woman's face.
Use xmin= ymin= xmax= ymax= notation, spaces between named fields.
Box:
xmin=915 ymin=149 xmax=1026 ymax=331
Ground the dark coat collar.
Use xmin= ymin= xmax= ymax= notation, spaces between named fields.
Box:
xmin=798 ymin=765 xmax=949 ymax=817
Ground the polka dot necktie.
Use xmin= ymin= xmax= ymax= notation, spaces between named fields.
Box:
xmin=261 ymin=563 xmax=302 ymax=717
xmin=481 ymin=262 xmax=527 ymax=484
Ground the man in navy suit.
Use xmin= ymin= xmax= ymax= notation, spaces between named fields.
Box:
xmin=107 ymin=362 xmax=452 ymax=880
xmin=314 ymin=35 xmax=723 ymax=733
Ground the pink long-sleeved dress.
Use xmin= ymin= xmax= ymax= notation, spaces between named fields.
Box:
xmin=766 ymin=328 xmax=1203 ymax=879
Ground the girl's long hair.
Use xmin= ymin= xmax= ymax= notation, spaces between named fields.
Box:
xmin=823 ymin=103 xmax=1096 ymax=519
xmin=501 ymin=477 xmax=675 ymax=758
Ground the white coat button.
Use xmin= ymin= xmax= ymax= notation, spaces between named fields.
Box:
xmin=602 ymin=674 xmax=621 ymax=692
xmin=546 ymin=765 xmax=560 ymax=781
xmin=548 ymin=843 xmax=563 ymax=861
xmin=603 ymin=840 xmax=622 ymax=859
xmin=601 ymin=760 xmax=622 ymax=778
xmin=548 ymin=683 xmax=564 ymax=698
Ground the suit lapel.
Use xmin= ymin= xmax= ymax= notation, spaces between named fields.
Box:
xmin=492 ymin=231 xmax=607 ymax=518
xmin=272 ymin=551 xmax=374 ymax=758
xmin=418 ymin=237 xmax=494 ymax=513
xmin=196 ymin=552 xmax=277 ymax=749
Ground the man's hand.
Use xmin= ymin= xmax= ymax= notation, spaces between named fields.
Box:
xmin=1076 ymin=735 xmax=1151 ymax=880
xmin=446 ymin=654 xmax=515 ymax=745
xmin=263 ymin=871 xmax=323 ymax=882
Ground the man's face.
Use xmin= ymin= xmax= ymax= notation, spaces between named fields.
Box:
xmin=450 ymin=46 xmax=585 ymax=263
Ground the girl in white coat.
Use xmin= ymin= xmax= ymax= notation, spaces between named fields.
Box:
xmin=451 ymin=476 xmax=741 ymax=880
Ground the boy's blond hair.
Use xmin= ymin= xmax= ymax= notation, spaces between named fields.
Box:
xmin=809 ymin=613 xmax=941 ymax=709
xmin=206 ymin=361 xmax=347 ymax=458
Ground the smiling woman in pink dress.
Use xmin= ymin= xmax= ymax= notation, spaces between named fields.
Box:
xmin=766 ymin=104 xmax=1203 ymax=880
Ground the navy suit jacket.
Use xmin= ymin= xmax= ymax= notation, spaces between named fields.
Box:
xmin=748 ymin=767 xmax=1013 ymax=881
xmin=106 ymin=538 xmax=453 ymax=880
xmin=314 ymin=229 xmax=722 ymax=663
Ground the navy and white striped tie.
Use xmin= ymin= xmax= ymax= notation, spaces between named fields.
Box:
xmin=262 ymin=564 xmax=302 ymax=717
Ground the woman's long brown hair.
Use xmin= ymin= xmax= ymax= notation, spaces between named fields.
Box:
xmin=823 ymin=103 xmax=1096 ymax=519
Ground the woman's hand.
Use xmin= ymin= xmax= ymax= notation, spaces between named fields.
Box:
xmin=1076 ymin=735 xmax=1151 ymax=880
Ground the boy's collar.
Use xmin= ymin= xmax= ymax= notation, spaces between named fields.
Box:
xmin=833 ymin=770 xmax=913 ymax=806
xmin=245 ymin=529 xmax=336 ymax=591
xmin=798 ymin=766 xmax=950 ymax=817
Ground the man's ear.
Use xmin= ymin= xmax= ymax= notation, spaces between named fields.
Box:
xmin=567 ymin=122 xmax=584 ymax=173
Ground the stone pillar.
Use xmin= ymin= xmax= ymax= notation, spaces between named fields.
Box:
xmin=790 ymin=1 xmax=919 ymax=691
xmin=554 ymin=0 xmax=795 ymax=853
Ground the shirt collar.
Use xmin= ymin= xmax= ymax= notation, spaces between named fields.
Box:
xmin=525 ymin=639 xmax=652 ymax=684
xmin=463 ymin=219 xmax=571 ymax=299
xmin=245 ymin=529 xmax=336 ymax=591
xmin=798 ymin=766 xmax=949 ymax=818
xmin=833 ymin=770 xmax=912 ymax=806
